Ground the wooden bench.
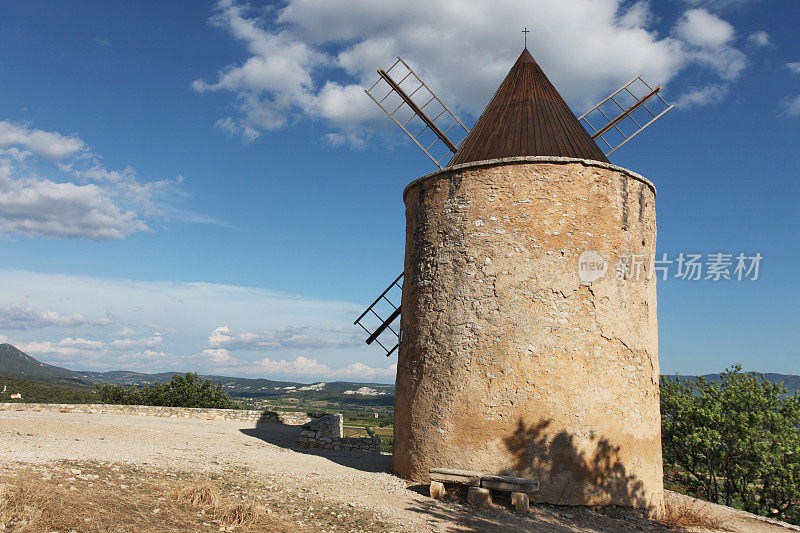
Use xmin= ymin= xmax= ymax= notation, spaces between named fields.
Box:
xmin=429 ymin=468 xmax=540 ymax=514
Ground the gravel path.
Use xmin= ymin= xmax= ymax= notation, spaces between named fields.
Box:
xmin=1 ymin=410 xmax=796 ymax=532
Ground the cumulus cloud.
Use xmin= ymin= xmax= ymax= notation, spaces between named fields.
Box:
xmin=194 ymin=0 xmax=748 ymax=144
xmin=0 ymin=303 xmax=112 ymax=330
xmin=333 ymin=361 xmax=397 ymax=380
xmin=208 ymin=325 xmax=363 ymax=350
xmin=203 ymin=348 xmax=232 ymax=364
xmin=0 ymin=165 xmax=149 ymax=240
xmin=746 ymin=31 xmax=771 ymax=48
xmin=781 ymin=95 xmax=800 ymax=117
xmin=674 ymin=84 xmax=729 ymax=109
xmin=0 ymin=120 xmax=206 ymax=240
xmin=15 ymin=333 xmax=163 ymax=366
xmin=672 ymin=9 xmax=745 ymax=81
xmin=205 ymin=350 xmax=396 ymax=380
xmin=0 ymin=270 xmax=383 ymax=379
xmin=202 ymin=324 xmax=394 ymax=379
xmin=674 ymin=8 xmax=734 ymax=48
xmin=0 ymin=121 xmax=85 ymax=161
xmin=257 ymin=355 xmax=331 ymax=376
xmin=787 ymin=63 xmax=800 ymax=75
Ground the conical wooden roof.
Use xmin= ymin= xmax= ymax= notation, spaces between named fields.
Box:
xmin=448 ymin=48 xmax=608 ymax=166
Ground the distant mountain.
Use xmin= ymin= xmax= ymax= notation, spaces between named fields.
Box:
xmin=7 ymin=342 xmax=793 ymax=400
xmin=697 ymin=372 xmax=800 ymax=395
xmin=77 ymin=370 xmax=395 ymax=399
xmin=0 ymin=343 xmax=395 ymax=400
xmin=0 ymin=343 xmax=92 ymax=389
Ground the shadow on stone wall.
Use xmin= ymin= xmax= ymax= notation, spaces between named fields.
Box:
xmin=501 ymin=418 xmax=647 ymax=508
xmin=402 ymin=418 xmax=662 ymax=532
xmin=239 ymin=425 xmax=391 ymax=474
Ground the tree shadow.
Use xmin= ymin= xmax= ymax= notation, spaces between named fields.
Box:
xmin=404 ymin=497 xmax=677 ymax=533
xmin=501 ymin=418 xmax=649 ymax=509
xmin=239 ymin=425 xmax=392 ymax=474
xmin=404 ymin=498 xmax=585 ymax=532
xmin=402 ymin=418 xmax=674 ymax=531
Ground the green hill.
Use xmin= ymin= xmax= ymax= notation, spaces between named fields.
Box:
xmin=0 ymin=344 xmax=92 ymax=389
xmin=0 ymin=374 xmax=97 ymax=403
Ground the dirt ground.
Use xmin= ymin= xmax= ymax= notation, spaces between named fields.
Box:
xmin=1 ymin=410 xmax=798 ymax=532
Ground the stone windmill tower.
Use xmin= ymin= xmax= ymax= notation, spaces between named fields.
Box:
xmin=357 ymin=44 xmax=673 ymax=512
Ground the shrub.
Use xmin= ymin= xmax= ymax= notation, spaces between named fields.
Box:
xmin=661 ymin=365 xmax=800 ymax=523
xmin=97 ymin=373 xmax=241 ymax=409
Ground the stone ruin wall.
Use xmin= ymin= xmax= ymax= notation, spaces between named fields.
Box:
xmin=393 ymin=157 xmax=663 ymax=511
xmin=300 ymin=413 xmax=382 ymax=453
xmin=0 ymin=403 xmax=317 ymax=425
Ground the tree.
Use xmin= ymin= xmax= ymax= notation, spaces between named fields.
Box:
xmin=661 ymin=366 xmax=800 ymax=523
xmin=97 ymin=373 xmax=240 ymax=410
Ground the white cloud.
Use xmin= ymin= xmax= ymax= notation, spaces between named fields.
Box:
xmin=672 ymin=9 xmax=745 ymax=80
xmin=0 ymin=164 xmax=149 ymax=240
xmin=674 ymin=9 xmax=734 ymax=48
xmin=746 ymin=31 xmax=771 ymax=48
xmin=195 ymin=0 xmax=753 ymax=143
xmin=0 ymin=119 xmax=208 ymax=240
xmin=208 ymin=325 xmax=363 ymax=350
xmin=15 ymin=333 xmax=163 ymax=366
xmin=203 ymin=348 xmax=232 ymax=364
xmin=0 ymin=270 xmax=385 ymax=379
xmin=0 ymin=121 xmax=85 ymax=161
xmin=674 ymin=83 xmax=729 ymax=109
xmin=258 ymin=355 xmax=331 ymax=376
xmin=333 ymin=362 xmax=397 ymax=380
xmin=787 ymin=63 xmax=800 ymax=75
xmin=0 ymin=303 xmax=112 ymax=330
xmin=205 ymin=351 xmax=396 ymax=380
xmin=781 ymin=95 xmax=800 ymax=117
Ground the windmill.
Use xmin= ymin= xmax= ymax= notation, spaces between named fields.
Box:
xmin=354 ymin=37 xmax=674 ymax=357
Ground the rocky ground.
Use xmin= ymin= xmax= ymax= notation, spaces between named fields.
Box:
xmin=1 ymin=409 xmax=798 ymax=532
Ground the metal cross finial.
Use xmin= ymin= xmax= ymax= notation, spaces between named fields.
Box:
xmin=522 ymin=27 xmax=530 ymax=49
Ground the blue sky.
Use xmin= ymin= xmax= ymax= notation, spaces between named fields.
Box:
xmin=0 ymin=0 xmax=797 ymax=382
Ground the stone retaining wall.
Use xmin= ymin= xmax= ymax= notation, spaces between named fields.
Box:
xmin=0 ymin=403 xmax=319 ymax=425
xmin=300 ymin=413 xmax=382 ymax=453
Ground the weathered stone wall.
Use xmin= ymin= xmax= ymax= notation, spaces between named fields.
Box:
xmin=300 ymin=414 xmax=382 ymax=454
xmin=394 ymin=157 xmax=662 ymax=511
xmin=0 ymin=403 xmax=318 ymax=425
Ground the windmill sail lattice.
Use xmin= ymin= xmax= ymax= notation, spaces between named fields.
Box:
xmin=365 ymin=57 xmax=469 ymax=169
xmin=579 ymin=74 xmax=674 ymax=157
xmin=353 ymin=273 xmax=403 ymax=356
xmin=356 ymin=56 xmax=675 ymax=357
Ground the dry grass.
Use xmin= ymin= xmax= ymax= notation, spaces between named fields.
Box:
xmin=0 ymin=461 xmax=389 ymax=532
xmin=216 ymin=501 xmax=265 ymax=528
xmin=171 ymin=481 xmax=222 ymax=508
xmin=659 ymin=498 xmax=731 ymax=531
xmin=169 ymin=481 xmax=265 ymax=529
xmin=0 ymin=482 xmax=44 ymax=530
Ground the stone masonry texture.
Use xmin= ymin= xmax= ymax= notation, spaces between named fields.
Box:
xmin=394 ymin=157 xmax=663 ymax=512
xmin=299 ymin=413 xmax=382 ymax=454
xmin=0 ymin=403 xmax=317 ymax=425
